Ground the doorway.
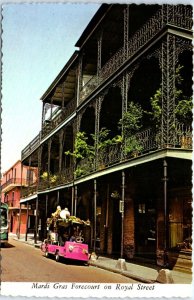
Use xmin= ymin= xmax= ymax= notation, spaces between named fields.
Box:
xmin=135 ymin=198 xmax=156 ymax=259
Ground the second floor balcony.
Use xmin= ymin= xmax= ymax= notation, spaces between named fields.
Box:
xmin=37 ymin=123 xmax=192 ymax=191
xmin=1 ymin=178 xmax=29 ymax=193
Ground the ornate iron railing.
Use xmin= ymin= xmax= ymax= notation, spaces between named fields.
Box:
xmin=21 ymin=133 xmax=41 ymax=161
xmin=79 ymin=5 xmax=192 ymax=104
xmin=175 ymin=123 xmax=192 ymax=149
xmin=41 ymin=97 xmax=76 ymax=139
xmin=73 ymin=124 xmax=192 ymax=179
xmin=1 ymin=178 xmax=29 ymax=191
xmin=38 ymin=167 xmax=74 ymax=191
xmin=20 ymin=183 xmax=38 ymax=198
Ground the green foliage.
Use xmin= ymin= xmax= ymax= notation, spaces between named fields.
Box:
xmin=148 ymin=65 xmax=192 ymax=127
xmin=149 ymin=88 xmax=162 ymax=127
xmin=124 ymin=136 xmax=143 ymax=154
xmin=119 ymin=101 xmax=143 ymax=137
xmin=175 ymin=98 xmax=193 ymax=124
xmin=118 ymin=101 xmax=143 ymax=154
xmin=65 ymin=131 xmax=94 ymax=160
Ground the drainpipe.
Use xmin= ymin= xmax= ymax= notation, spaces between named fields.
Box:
xmin=25 ymin=201 xmax=29 ymax=241
xmin=94 ymin=179 xmax=97 ymax=253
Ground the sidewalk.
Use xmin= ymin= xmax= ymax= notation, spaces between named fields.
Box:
xmin=10 ymin=234 xmax=192 ymax=284
xmin=88 ymin=256 xmax=192 ymax=284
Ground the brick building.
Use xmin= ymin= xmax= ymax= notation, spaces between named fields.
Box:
xmin=1 ymin=160 xmax=37 ymax=235
xmin=20 ymin=4 xmax=192 ymax=269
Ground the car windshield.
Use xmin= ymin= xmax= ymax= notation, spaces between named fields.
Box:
xmin=0 ymin=208 xmax=8 ymax=227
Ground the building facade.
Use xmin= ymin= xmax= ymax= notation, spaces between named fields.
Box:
xmin=1 ymin=160 xmax=37 ymax=235
xmin=21 ymin=4 xmax=192 ymax=269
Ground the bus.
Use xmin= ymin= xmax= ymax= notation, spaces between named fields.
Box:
xmin=0 ymin=203 xmax=9 ymax=246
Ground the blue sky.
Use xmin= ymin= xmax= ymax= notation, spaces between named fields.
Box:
xmin=1 ymin=3 xmax=100 ymax=174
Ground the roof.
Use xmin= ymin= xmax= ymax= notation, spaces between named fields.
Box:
xmin=75 ymin=4 xmax=110 ymax=48
xmin=40 ymin=50 xmax=79 ymax=102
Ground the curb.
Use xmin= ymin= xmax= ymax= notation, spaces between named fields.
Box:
xmin=88 ymin=261 xmax=154 ymax=283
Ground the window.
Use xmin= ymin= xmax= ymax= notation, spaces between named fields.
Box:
xmin=138 ymin=203 xmax=145 ymax=213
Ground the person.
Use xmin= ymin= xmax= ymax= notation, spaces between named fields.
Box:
xmin=70 ymin=230 xmax=77 ymax=242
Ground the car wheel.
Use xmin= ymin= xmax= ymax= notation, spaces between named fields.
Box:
xmin=55 ymin=252 xmax=60 ymax=262
xmin=45 ymin=250 xmax=49 ymax=258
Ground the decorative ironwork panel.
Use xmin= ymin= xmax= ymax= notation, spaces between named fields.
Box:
xmin=97 ymin=30 xmax=103 ymax=79
xmin=123 ymin=5 xmax=129 ymax=59
xmin=160 ymin=35 xmax=176 ymax=147
xmin=21 ymin=132 xmax=41 ymax=161
xmin=78 ymin=5 xmax=192 ymax=104
xmin=41 ymin=98 xmax=76 ymax=139
xmin=163 ymin=4 xmax=193 ymax=30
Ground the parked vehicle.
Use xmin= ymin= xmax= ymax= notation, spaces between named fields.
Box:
xmin=41 ymin=207 xmax=90 ymax=263
xmin=0 ymin=203 xmax=9 ymax=246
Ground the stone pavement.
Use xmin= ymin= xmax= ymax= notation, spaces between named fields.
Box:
xmin=9 ymin=234 xmax=192 ymax=284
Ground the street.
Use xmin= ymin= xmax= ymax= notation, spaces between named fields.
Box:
xmin=1 ymin=237 xmax=137 ymax=283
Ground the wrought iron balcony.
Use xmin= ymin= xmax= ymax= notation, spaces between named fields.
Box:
xmin=41 ymin=97 xmax=76 ymax=139
xmin=75 ymin=124 xmax=192 ymax=179
xmin=21 ymin=132 xmax=41 ymax=161
xmin=20 ymin=182 xmax=38 ymax=199
xmin=1 ymin=178 xmax=29 ymax=193
xmin=38 ymin=167 xmax=74 ymax=191
xmin=34 ymin=123 xmax=192 ymax=189
xmin=79 ymin=5 xmax=192 ymax=104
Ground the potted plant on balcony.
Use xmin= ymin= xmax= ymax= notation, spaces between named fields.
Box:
xmin=118 ymin=101 xmax=143 ymax=157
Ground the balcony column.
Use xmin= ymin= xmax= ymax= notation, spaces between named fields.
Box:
xmin=97 ymin=30 xmax=103 ymax=82
xmin=34 ymin=197 xmax=38 ymax=244
xmin=18 ymin=203 xmax=22 ymax=239
xmin=62 ymin=82 xmax=65 ymax=111
xmin=74 ymin=185 xmax=77 ymax=217
xmin=93 ymin=179 xmax=97 ymax=252
xmin=25 ymin=201 xmax=29 ymax=241
xmin=95 ymin=96 xmax=103 ymax=170
xmin=71 ymin=186 xmax=74 ymax=216
xmin=123 ymin=5 xmax=129 ymax=59
xmin=121 ymin=171 xmax=125 ymax=258
xmin=76 ymin=54 xmax=83 ymax=106
xmin=28 ymin=156 xmax=32 ymax=186
xmin=59 ymin=130 xmax=64 ymax=174
xmin=38 ymin=145 xmax=43 ymax=187
xmin=163 ymin=159 xmax=169 ymax=266
xmin=160 ymin=34 xmax=176 ymax=147
xmin=47 ymin=138 xmax=52 ymax=180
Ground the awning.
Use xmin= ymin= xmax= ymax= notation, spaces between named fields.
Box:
xmin=20 ymin=194 xmax=37 ymax=204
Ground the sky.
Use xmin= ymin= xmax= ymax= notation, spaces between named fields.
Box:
xmin=1 ymin=2 xmax=100 ymax=174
